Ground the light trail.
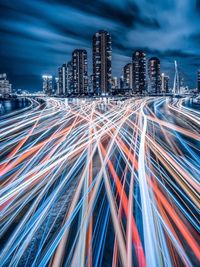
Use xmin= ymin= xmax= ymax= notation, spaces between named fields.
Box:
xmin=0 ymin=97 xmax=199 ymax=267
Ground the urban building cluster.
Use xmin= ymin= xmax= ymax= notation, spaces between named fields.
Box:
xmin=42 ymin=30 xmax=200 ymax=97
xmin=0 ymin=73 xmax=12 ymax=96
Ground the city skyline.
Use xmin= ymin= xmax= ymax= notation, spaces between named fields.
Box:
xmin=0 ymin=0 xmax=200 ymax=91
xmin=50 ymin=44 xmax=176 ymax=96
xmin=0 ymin=1 xmax=200 ymax=266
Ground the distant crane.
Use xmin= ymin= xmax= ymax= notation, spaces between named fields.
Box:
xmin=173 ymin=60 xmax=180 ymax=94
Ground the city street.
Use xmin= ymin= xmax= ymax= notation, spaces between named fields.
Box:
xmin=0 ymin=97 xmax=199 ymax=267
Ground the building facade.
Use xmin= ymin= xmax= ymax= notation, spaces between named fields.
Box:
xmin=0 ymin=73 xmax=12 ymax=95
xmin=111 ymin=77 xmax=118 ymax=91
xmin=54 ymin=77 xmax=59 ymax=95
xmin=93 ymin=30 xmax=112 ymax=95
xmin=42 ymin=75 xmax=52 ymax=96
xmin=132 ymin=50 xmax=147 ymax=94
xmin=123 ymin=63 xmax=133 ymax=89
xmin=118 ymin=76 xmax=124 ymax=90
xmin=66 ymin=61 xmax=73 ymax=95
xmin=161 ymin=73 xmax=169 ymax=93
xmin=58 ymin=65 xmax=65 ymax=95
xmin=58 ymin=61 xmax=73 ymax=96
xmin=72 ymin=49 xmax=88 ymax=95
xmin=148 ymin=57 xmax=161 ymax=94
xmin=88 ymin=75 xmax=94 ymax=94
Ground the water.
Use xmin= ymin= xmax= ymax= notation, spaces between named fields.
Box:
xmin=0 ymin=98 xmax=30 ymax=115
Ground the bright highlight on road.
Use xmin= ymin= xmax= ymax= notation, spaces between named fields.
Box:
xmin=0 ymin=97 xmax=199 ymax=267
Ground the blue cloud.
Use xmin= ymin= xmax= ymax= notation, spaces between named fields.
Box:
xmin=0 ymin=0 xmax=199 ymax=90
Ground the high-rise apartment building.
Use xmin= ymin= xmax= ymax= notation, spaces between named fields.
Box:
xmin=72 ymin=49 xmax=88 ymax=95
xmin=111 ymin=77 xmax=118 ymax=91
xmin=123 ymin=63 xmax=133 ymax=89
xmin=58 ymin=61 xmax=73 ymax=96
xmin=148 ymin=57 xmax=161 ymax=94
xmin=54 ymin=77 xmax=59 ymax=95
xmin=42 ymin=75 xmax=52 ymax=95
xmin=0 ymin=73 xmax=12 ymax=95
xmin=132 ymin=50 xmax=147 ymax=94
xmin=93 ymin=30 xmax=112 ymax=95
xmin=161 ymin=73 xmax=169 ymax=93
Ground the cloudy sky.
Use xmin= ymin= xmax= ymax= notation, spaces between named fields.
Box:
xmin=0 ymin=0 xmax=200 ymax=91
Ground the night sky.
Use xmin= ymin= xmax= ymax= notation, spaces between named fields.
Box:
xmin=0 ymin=0 xmax=200 ymax=91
